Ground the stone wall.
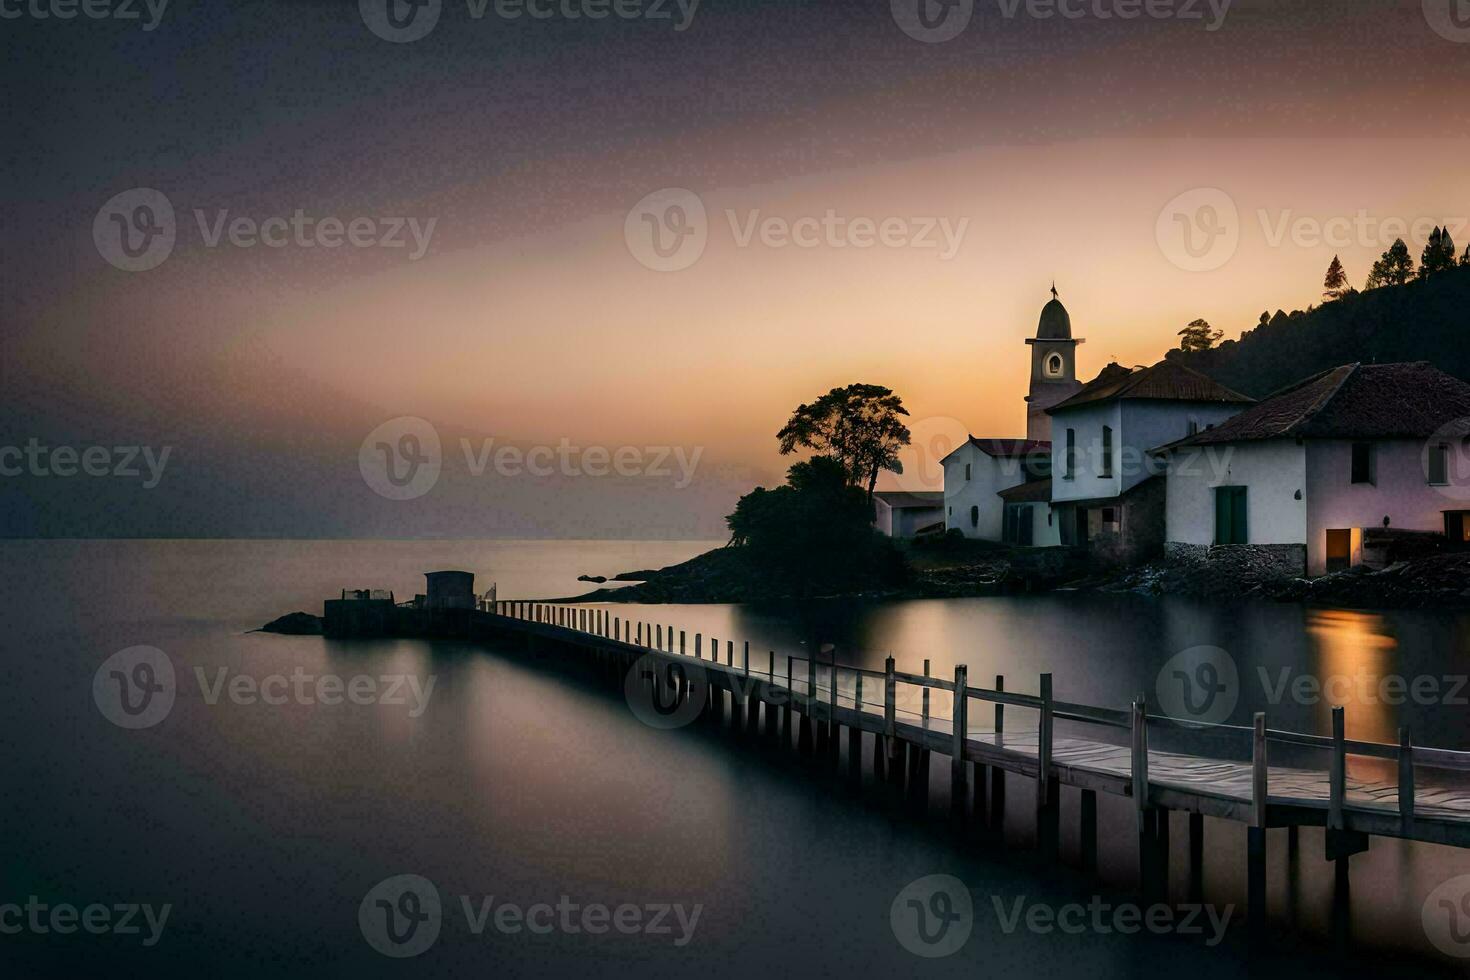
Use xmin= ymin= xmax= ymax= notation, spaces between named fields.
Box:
xmin=1163 ymin=542 xmax=1306 ymax=581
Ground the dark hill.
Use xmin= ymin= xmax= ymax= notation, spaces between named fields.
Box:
xmin=1168 ymin=265 xmax=1470 ymax=397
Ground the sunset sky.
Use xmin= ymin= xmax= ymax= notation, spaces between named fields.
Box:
xmin=4 ymin=0 xmax=1470 ymax=535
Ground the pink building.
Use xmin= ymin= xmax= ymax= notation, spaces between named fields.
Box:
xmin=1160 ymin=362 xmax=1470 ymax=576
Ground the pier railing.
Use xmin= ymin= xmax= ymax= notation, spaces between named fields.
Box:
xmin=484 ymin=598 xmax=1470 ymax=870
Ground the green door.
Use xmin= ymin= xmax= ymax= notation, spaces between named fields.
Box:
xmin=1214 ymin=486 xmax=1248 ymax=545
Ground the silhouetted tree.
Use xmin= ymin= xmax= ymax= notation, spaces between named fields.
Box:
xmin=1323 ymin=255 xmax=1349 ymax=300
xmin=777 ymin=383 xmax=911 ymax=503
xmin=1366 ymin=238 xmax=1415 ymax=288
xmin=724 ymin=456 xmax=905 ymax=594
xmin=1420 ymin=227 xmax=1457 ymax=278
xmin=1462 ymin=243 xmax=1470 ymax=267
xmin=1177 ymin=318 xmax=1223 ymax=352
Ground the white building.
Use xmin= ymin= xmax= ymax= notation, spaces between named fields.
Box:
xmin=1159 ymin=361 xmax=1470 ymax=577
xmin=872 ymin=491 xmax=944 ymax=538
xmin=942 ymin=438 xmax=1052 ymax=540
xmin=1048 ymin=359 xmax=1254 ymax=563
xmin=939 ymin=288 xmax=1082 ymax=543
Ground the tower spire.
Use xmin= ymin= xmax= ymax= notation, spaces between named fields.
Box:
xmin=1050 ymin=281 xmax=1058 ymax=300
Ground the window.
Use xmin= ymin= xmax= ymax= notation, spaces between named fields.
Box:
xmin=1214 ymin=486 xmax=1248 ymax=544
xmin=1101 ymin=507 xmax=1117 ymax=525
xmin=1187 ymin=418 xmax=1200 ymax=436
xmin=1045 ymin=353 xmax=1063 ymax=377
xmin=1064 ymin=429 xmax=1075 ymax=479
xmin=1100 ymin=426 xmax=1113 ymax=477
xmin=1351 ymin=442 xmax=1374 ymax=484
xmin=969 ymin=505 xmax=979 ymax=528
xmin=1429 ymin=443 xmax=1449 ymax=485
xmin=964 ymin=463 xmax=971 ymax=481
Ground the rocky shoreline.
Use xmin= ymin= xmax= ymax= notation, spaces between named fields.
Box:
xmin=257 ymin=547 xmax=1470 ymax=635
xmin=567 ymin=544 xmax=1470 ymax=611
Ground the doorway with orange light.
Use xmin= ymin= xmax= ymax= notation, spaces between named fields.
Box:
xmin=1325 ymin=528 xmax=1352 ymax=573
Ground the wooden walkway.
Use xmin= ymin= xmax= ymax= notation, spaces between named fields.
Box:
xmin=471 ymin=599 xmax=1470 ymax=938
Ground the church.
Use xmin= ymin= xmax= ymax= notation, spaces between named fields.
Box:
xmin=940 ymin=287 xmax=1083 ymax=545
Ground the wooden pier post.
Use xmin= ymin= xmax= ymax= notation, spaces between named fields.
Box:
xmin=951 ymin=665 xmax=969 ymax=824
xmin=1399 ymin=726 xmax=1415 ymax=834
xmin=991 ymin=674 xmax=1005 ymax=828
xmin=1132 ymin=696 xmax=1153 ymax=896
xmin=1249 ymin=711 xmax=1268 ymax=948
xmin=783 ymin=656 xmax=793 ymax=746
xmin=828 ymin=657 xmax=840 ymax=766
xmin=1080 ymin=789 xmax=1097 ymax=872
xmin=1188 ymin=812 xmax=1204 ymax=903
xmin=764 ymin=652 xmax=778 ymax=738
xmin=1037 ymin=673 xmax=1057 ymax=856
xmin=883 ymin=656 xmax=899 ymax=784
xmin=1326 ymin=705 xmax=1369 ymax=864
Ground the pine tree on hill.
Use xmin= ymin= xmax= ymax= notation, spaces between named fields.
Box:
xmin=1366 ymin=238 xmax=1415 ymax=288
xmin=1463 ymin=243 xmax=1470 ymax=267
xmin=1177 ymin=318 xmax=1223 ymax=352
xmin=1323 ymin=255 xmax=1349 ymax=300
xmin=1420 ymin=226 xmax=1457 ymax=277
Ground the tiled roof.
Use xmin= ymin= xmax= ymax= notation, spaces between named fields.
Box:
xmin=872 ymin=490 xmax=943 ymax=508
xmin=997 ymin=477 xmax=1052 ymax=503
xmin=942 ymin=437 xmax=1050 ymax=461
xmin=1166 ymin=362 xmax=1470 ymax=446
xmin=1048 ymin=359 xmax=1255 ymax=414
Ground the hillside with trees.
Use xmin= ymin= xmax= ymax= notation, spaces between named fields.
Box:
xmin=1167 ymin=262 xmax=1470 ymax=398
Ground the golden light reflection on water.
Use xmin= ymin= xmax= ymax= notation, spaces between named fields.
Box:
xmin=1305 ymin=609 xmax=1399 ymax=783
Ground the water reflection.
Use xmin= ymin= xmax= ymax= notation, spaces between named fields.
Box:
xmin=1305 ymin=609 xmax=1399 ymax=745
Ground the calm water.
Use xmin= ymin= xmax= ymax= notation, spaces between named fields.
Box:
xmin=3 ymin=539 xmax=1470 ymax=978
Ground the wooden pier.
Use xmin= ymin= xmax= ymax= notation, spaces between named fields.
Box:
xmin=467 ymin=600 xmax=1470 ymax=942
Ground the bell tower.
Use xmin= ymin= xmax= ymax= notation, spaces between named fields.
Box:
xmin=1024 ymin=284 xmax=1084 ymax=442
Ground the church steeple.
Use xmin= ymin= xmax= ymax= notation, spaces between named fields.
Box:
xmin=1023 ymin=286 xmax=1085 ymax=442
